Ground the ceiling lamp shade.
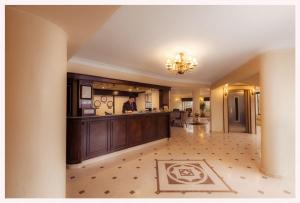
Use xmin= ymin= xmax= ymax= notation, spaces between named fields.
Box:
xmin=165 ymin=52 xmax=197 ymax=74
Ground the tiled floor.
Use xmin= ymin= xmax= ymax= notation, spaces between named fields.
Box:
xmin=66 ymin=123 xmax=294 ymax=198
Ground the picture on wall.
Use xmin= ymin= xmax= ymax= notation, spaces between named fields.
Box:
xmin=80 ymin=85 xmax=92 ymax=99
xmin=145 ymin=93 xmax=152 ymax=109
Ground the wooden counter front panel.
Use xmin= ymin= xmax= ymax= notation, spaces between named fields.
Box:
xmin=67 ymin=113 xmax=170 ymax=164
xmin=142 ymin=116 xmax=157 ymax=142
xmin=86 ymin=119 xmax=109 ymax=159
xmin=111 ymin=118 xmax=127 ymax=151
xmin=67 ymin=119 xmax=84 ymax=164
xmin=157 ymin=115 xmax=169 ymax=139
xmin=127 ymin=117 xmax=143 ymax=147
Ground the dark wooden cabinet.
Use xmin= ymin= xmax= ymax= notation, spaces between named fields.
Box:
xmin=110 ymin=118 xmax=127 ymax=151
xmin=66 ymin=119 xmax=84 ymax=164
xmin=157 ymin=115 xmax=170 ymax=139
xmin=67 ymin=83 xmax=72 ymax=117
xmin=142 ymin=116 xmax=157 ymax=142
xmin=67 ymin=112 xmax=170 ymax=164
xmin=86 ymin=119 xmax=109 ymax=158
xmin=127 ymin=117 xmax=143 ymax=147
xmin=67 ymin=73 xmax=171 ymax=164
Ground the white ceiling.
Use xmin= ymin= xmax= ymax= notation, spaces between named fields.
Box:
xmin=71 ymin=5 xmax=294 ymax=86
xmin=15 ymin=5 xmax=118 ymax=59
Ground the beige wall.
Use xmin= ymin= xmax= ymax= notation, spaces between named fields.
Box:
xmin=152 ymin=90 xmax=160 ymax=110
xmin=212 ymin=55 xmax=261 ymax=88
xmin=211 ymin=48 xmax=295 ymax=178
xmin=136 ymin=89 xmax=159 ymax=111
xmin=170 ymin=89 xmax=211 ymax=112
xmin=115 ymin=96 xmax=129 ymax=114
xmin=170 ymin=96 xmax=183 ymax=110
xmin=211 ymin=49 xmax=294 ymax=134
xmin=169 ymin=91 xmax=192 ymax=111
xmin=6 ymin=8 xmax=67 ymax=197
xmin=93 ymin=95 xmax=114 ymax=115
xmin=93 ymin=90 xmax=160 ymax=115
xmin=210 ymin=49 xmax=289 ymax=133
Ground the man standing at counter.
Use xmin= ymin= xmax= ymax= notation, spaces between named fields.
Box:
xmin=122 ymin=95 xmax=137 ymax=113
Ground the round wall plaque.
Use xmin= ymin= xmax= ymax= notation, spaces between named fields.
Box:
xmin=94 ymin=100 xmax=101 ymax=108
xmin=107 ymin=101 xmax=113 ymax=109
xmin=101 ymin=96 xmax=107 ymax=103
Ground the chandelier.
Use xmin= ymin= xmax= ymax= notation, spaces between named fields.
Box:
xmin=165 ymin=52 xmax=197 ymax=74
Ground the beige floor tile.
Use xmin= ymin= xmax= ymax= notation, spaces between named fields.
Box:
xmin=66 ymin=124 xmax=294 ymax=198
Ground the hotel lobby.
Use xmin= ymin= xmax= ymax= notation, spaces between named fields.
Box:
xmin=3 ymin=2 xmax=298 ymax=201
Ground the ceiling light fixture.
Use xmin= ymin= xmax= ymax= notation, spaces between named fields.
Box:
xmin=165 ymin=52 xmax=197 ymax=74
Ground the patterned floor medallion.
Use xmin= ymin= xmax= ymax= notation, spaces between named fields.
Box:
xmin=155 ymin=159 xmax=235 ymax=193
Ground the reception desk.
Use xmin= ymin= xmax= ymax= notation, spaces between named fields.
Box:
xmin=67 ymin=112 xmax=170 ymax=164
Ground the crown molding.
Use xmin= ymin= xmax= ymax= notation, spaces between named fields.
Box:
xmin=68 ymin=56 xmax=211 ymax=86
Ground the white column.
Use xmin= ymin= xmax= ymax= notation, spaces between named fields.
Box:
xmin=192 ymin=89 xmax=201 ymax=115
xmin=6 ymin=8 xmax=67 ymax=197
xmin=211 ymin=86 xmax=224 ymax=132
xmin=260 ymin=49 xmax=295 ymax=178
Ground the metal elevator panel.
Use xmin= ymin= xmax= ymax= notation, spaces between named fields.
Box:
xmin=228 ymin=90 xmax=246 ymax=133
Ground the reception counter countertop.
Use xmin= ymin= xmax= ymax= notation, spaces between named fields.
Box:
xmin=67 ymin=111 xmax=170 ymax=164
xmin=67 ymin=111 xmax=170 ymax=119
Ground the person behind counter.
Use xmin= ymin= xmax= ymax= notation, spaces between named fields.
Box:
xmin=122 ymin=95 xmax=137 ymax=113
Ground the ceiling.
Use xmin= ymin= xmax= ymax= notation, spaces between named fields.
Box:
xmin=13 ymin=5 xmax=119 ymax=58
xmin=71 ymin=5 xmax=294 ymax=86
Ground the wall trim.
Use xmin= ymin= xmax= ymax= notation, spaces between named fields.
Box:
xmin=69 ymin=56 xmax=211 ymax=85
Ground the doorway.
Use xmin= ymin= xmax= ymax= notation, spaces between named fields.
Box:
xmin=228 ymin=90 xmax=247 ymax=133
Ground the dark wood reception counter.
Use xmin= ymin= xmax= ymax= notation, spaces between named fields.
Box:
xmin=66 ymin=73 xmax=171 ymax=164
xmin=67 ymin=112 xmax=170 ymax=164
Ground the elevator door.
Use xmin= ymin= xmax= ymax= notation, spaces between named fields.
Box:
xmin=228 ymin=90 xmax=246 ymax=133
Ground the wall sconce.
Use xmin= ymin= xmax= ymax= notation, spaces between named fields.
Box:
xmin=251 ymin=87 xmax=256 ymax=95
xmin=199 ymin=97 xmax=204 ymax=102
xmin=224 ymin=84 xmax=228 ymax=96
xmin=175 ymin=98 xmax=180 ymax=101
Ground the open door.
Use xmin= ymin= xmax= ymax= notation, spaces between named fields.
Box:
xmin=228 ymin=90 xmax=246 ymax=133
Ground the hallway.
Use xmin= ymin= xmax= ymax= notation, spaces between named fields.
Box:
xmin=66 ymin=125 xmax=293 ymax=198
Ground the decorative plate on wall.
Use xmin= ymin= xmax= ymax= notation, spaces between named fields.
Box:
xmin=94 ymin=99 xmax=101 ymax=109
xmin=107 ymin=101 xmax=113 ymax=109
xmin=101 ymin=96 xmax=107 ymax=103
